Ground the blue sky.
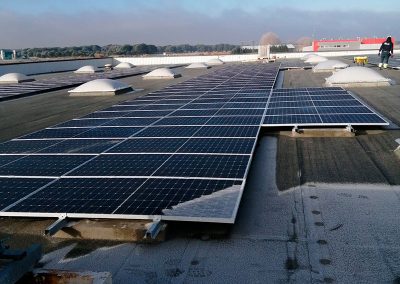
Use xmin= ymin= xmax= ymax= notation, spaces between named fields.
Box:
xmin=1 ymin=0 xmax=399 ymax=48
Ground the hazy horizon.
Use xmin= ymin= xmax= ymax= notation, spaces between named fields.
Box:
xmin=1 ymin=0 xmax=399 ymax=49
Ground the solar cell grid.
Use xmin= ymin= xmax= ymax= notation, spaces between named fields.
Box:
xmin=7 ymin=178 xmax=147 ymax=214
xmin=0 ymin=178 xmax=54 ymax=210
xmin=178 ymin=138 xmax=255 ymax=154
xmin=0 ymin=140 xmax=58 ymax=154
xmin=38 ymin=139 xmax=122 ymax=154
xmin=67 ymin=154 xmax=171 ymax=177
xmin=114 ymin=178 xmax=242 ymax=216
xmin=153 ymin=154 xmax=250 ymax=179
xmin=76 ymin=127 xmax=143 ymax=138
xmin=0 ymin=155 xmax=94 ymax=177
xmin=106 ymin=138 xmax=188 ymax=153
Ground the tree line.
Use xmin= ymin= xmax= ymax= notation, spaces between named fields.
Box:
xmin=21 ymin=43 xmax=240 ymax=58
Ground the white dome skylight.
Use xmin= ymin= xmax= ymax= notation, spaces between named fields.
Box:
xmin=74 ymin=65 xmax=97 ymax=73
xmin=305 ymin=55 xmax=328 ymax=64
xmin=114 ymin=62 xmax=135 ymax=69
xmin=143 ymin=68 xmax=181 ymax=79
xmin=69 ymin=79 xmax=133 ymax=95
xmin=313 ymin=60 xmax=349 ymax=72
xmin=326 ymin=67 xmax=392 ymax=87
xmin=0 ymin=73 xmax=35 ymax=83
xmin=186 ymin=62 xmax=210 ymax=69
xmin=207 ymin=58 xmax=224 ymax=65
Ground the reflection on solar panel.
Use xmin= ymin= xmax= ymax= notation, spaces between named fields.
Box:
xmin=262 ymin=87 xmax=389 ymax=126
xmin=0 ymin=65 xmax=181 ymax=101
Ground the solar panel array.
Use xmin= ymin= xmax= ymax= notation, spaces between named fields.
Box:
xmin=0 ymin=63 xmax=280 ymax=223
xmin=263 ymin=87 xmax=389 ymax=126
xmin=0 ymin=65 xmax=178 ymax=101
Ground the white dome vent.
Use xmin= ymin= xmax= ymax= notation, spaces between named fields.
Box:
xmin=74 ymin=65 xmax=98 ymax=74
xmin=305 ymin=55 xmax=328 ymax=64
xmin=301 ymin=54 xmax=314 ymax=61
xmin=143 ymin=68 xmax=181 ymax=79
xmin=313 ymin=60 xmax=349 ymax=73
xmin=114 ymin=62 xmax=135 ymax=69
xmin=69 ymin=79 xmax=133 ymax=96
xmin=207 ymin=58 xmax=224 ymax=65
xmin=186 ymin=62 xmax=210 ymax=69
xmin=326 ymin=67 xmax=393 ymax=87
xmin=0 ymin=73 xmax=35 ymax=84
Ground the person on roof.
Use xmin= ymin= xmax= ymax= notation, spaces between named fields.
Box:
xmin=378 ymin=36 xmax=394 ymax=69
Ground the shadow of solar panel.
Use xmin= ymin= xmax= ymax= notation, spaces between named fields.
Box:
xmin=194 ymin=126 xmax=259 ymax=137
xmin=38 ymin=139 xmax=122 ymax=154
xmin=154 ymin=154 xmax=250 ymax=179
xmin=263 ymin=115 xmax=323 ymax=125
xmin=107 ymin=138 xmax=188 ymax=153
xmin=134 ymin=126 xmax=199 ymax=137
xmin=0 ymin=140 xmax=57 ymax=154
xmin=67 ymin=154 xmax=171 ymax=176
xmin=76 ymin=127 xmax=143 ymax=138
xmin=206 ymin=116 xmax=262 ymax=125
xmin=102 ymin=117 xmax=158 ymax=126
xmin=154 ymin=117 xmax=210 ymax=126
xmin=0 ymin=178 xmax=54 ymax=210
xmin=178 ymin=138 xmax=254 ymax=154
xmin=6 ymin=178 xmax=147 ymax=214
xmin=20 ymin=128 xmax=91 ymax=139
xmin=114 ymin=178 xmax=242 ymax=215
xmin=0 ymin=155 xmax=93 ymax=176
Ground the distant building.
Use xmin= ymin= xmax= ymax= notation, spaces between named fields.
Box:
xmin=0 ymin=49 xmax=17 ymax=60
xmin=303 ymin=37 xmax=395 ymax=52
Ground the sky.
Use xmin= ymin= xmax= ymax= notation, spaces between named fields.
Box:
xmin=1 ymin=0 xmax=399 ymax=48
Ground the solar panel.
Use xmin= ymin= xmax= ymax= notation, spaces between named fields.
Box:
xmin=0 ymin=155 xmax=94 ymax=177
xmin=263 ymin=88 xmax=389 ymax=126
xmin=106 ymin=138 xmax=188 ymax=153
xmin=67 ymin=154 xmax=171 ymax=177
xmin=178 ymin=138 xmax=255 ymax=154
xmin=38 ymin=139 xmax=122 ymax=154
xmin=0 ymin=140 xmax=58 ymax=154
xmin=0 ymin=178 xmax=54 ymax=210
xmin=4 ymin=63 xmax=389 ymax=224
xmin=153 ymin=154 xmax=250 ymax=179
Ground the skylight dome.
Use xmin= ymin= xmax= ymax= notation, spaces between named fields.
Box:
xmin=114 ymin=62 xmax=135 ymax=69
xmin=69 ymin=79 xmax=133 ymax=95
xmin=313 ymin=60 xmax=349 ymax=72
xmin=143 ymin=68 xmax=181 ymax=79
xmin=0 ymin=73 xmax=35 ymax=84
xmin=74 ymin=65 xmax=97 ymax=74
xmin=326 ymin=67 xmax=392 ymax=87
xmin=207 ymin=58 xmax=224 ymax=65
xmin=186 ymin=62 xmax=210 ymax=69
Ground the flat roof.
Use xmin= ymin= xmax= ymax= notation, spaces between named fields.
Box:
xmin=1 ymin=59 xmax=400 ymax=282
